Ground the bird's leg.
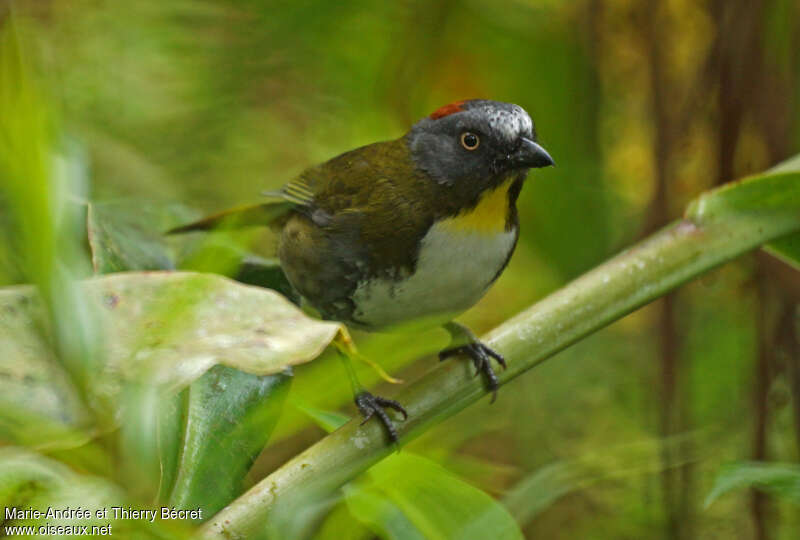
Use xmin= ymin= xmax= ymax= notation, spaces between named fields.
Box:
xmin=439 ymin=321 xmax=507 ymax=403
xmin=333 ymin=333 xmax=407 ymax=443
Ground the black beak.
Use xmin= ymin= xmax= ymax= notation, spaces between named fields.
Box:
xmin=512 ymin=138 xmax=555 ymax=168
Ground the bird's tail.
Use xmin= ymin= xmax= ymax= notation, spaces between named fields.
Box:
xmin=166 ymin=201 xmax=294 ymax=234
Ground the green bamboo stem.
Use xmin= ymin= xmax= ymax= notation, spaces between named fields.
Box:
xmin=198 ymin=171 xmax=800 ymax=540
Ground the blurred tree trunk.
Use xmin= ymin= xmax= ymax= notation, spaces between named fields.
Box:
xmin=752 ymin=273 xmax=775 ymax=540
xmin=778 ymin=302 xmax=800 ymax=456
xmin=641 ymin=1 xmax=694 ymax=537
xmin=710 ymin=0 xmax=799 ymax=538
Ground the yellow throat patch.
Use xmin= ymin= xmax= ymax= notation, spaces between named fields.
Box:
xmin=439 ymin=178 xmax=514 ymax=235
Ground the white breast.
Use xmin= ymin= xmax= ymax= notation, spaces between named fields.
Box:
xmin=351 ymin=221 xmax=517 ymax=329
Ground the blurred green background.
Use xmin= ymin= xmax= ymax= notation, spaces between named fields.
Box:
xmin=1 ymin=0 xmax=800 ymax=538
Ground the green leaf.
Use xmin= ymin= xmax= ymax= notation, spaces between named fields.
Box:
xmin=0 ymin=448 xmax=189 ymax=539
xmin=87 ymin=199 xmax=304 ymax=300
xmin=156 ymin=389 xmax=187 ymax=503
xmin=685 ymin=170 xmax=800 ymax=223
xmin=174 ymin=223 xmax=301 ymax=302
xmin=0 ymin=272 xmax=343 ymax=394
xmin=704 ymin=461 xmax=800 ymax=508
xmin=165 ymin=365 xmax=291 ymax=520
xmin=295 ymin=402 xmax=350 ymax=433
xmin=87 ymin=200 xmax=196 ymax=273
xmin=0 ymin=271 xmax=340 ymax=509
xmin=0 ymin=449 xmax=121 ymax=534
xmin=767 ymin=153 xmax=800 ymax=174
xmin=233 ymin=255 xmax=300 ymax=304
xmin=502 ymin=462 xmax=583 ymax=526
xmin=343 ymin=484 xmax=425 ymax=540
xmin=0 ymin=293 xmax=92 ymax=427
xmin=314 ymin=501 xmax=374 ymax=540
xmin=761 ymin=156 xmax=800 ymax=268
xmin=0 ymin=447 xmax=110 ymax=504
xmin=502 ymin=435 xmax=699 ymax=526
xmin=685 ymin=155 xmax=800 ymax=270
xmin=765 ymin=232 xmax=800 ymax=270
xmin=345 ymin=453 xmax=524 ymax=540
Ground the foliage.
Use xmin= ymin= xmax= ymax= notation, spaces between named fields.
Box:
xmin=198 ymin=159 xmax=800 ymax=539
xmin=704 ymin=462 xmax=800 ymax=508
xmin=1 ymin=2 xmax=800 ymax=540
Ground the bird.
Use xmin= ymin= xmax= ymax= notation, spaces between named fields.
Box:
xmin=169 ymin=99 xmax=554 ymax=441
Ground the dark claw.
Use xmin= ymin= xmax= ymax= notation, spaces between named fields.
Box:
xmin=484 ymin=347 xmax=506 ymax=368
xmin=439 ymin=342 xmax=506 ymax=403
xmin=355 ymin=391 xmax=408 ymax=443
xmin=438 ymin=347 xmax=463 ymax=361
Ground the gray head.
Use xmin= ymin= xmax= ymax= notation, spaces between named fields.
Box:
xmin=407 ymin=99 xmax=553 ymax=187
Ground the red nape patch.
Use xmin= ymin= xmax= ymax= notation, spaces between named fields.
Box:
xmin=429 ymin=100 xmax=467 ymax=120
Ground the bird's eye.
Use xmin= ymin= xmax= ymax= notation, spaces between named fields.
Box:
xmin=460 ymin=132 xmax=480 ymax=150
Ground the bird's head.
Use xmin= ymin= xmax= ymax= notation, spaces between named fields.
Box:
xmin=407 ymin=99 xmax=554 ymax=189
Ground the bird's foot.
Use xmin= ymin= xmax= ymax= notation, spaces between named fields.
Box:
xmin=439 ymin=340 xmax=506 ymax=403
xmin=333 ymin=330 xmax=403 ymax=384
xmin=355 ymin=391 xmax=408 ymax=443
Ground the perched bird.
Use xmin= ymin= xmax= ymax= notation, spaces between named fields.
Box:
xmin=169 ymin=99 xmax=554 ymax=440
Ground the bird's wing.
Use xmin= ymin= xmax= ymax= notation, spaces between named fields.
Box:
xmin=265 ymin=176 xmax=316 ymax=208
xmin=166 ymin=200 xmax=294 ymax=234
xmin=167 ymin=175 xmax=320 ymax=235
xmin=168 ymin=139 xmax=407 ymax=234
